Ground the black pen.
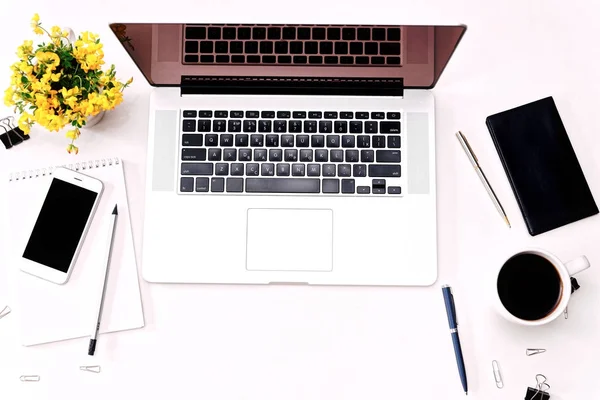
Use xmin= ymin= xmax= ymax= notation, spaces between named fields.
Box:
xmin=442 ymin=285 xmax=468 ymax=395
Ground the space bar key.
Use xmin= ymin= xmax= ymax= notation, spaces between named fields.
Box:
xmin=246 ymin=178 xmax=320 ymax=193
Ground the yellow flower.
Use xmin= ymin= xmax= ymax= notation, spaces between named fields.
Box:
xmin=31 ymin=14 xmax=43 ymax=35
xmin=66 ymin=143 xmax=79 ymax=154
xmin=31 ymin=13 xmax=40 ymax=23
xmin=65 ymin=129 xmax=79 ymax=140
xmin=50 ymin=72 xmax=61 ymax=82
xmin=4 ymin=87 xmax=15 ymax=106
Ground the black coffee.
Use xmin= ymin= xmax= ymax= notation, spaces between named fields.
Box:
xmin=497 ymin=253 xmax=562 ymax=321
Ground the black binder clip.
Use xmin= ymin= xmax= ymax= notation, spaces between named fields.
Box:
xmin=525 ymin=374 xmax=550 ymax=400
xmin=0 ymin=116 xmax=30 ymax=150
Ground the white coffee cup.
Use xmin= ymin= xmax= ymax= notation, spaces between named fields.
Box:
xmin=494 ymin=248 xmax=590 ymax=326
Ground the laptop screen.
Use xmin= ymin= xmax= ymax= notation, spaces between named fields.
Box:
xmin=109 ymin=23 xmax=465 ymax=89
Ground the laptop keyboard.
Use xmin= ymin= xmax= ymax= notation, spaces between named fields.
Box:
xmin=179 ymin=110 xmax=402 ymax=195
xmin=182 ymin=25 xmax=402 ymax=66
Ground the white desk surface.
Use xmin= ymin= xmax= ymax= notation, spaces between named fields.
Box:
xmin=1 ymin=0 xmax=600 ymax=399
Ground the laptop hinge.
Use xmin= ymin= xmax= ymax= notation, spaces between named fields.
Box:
xmin=180 ymin=76 xmax=403 ymax=97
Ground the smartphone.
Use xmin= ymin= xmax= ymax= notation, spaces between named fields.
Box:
xmin=20 ymin=167 xmax=104 ymax=284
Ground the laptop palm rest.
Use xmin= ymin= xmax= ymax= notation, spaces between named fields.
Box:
xmin=246 ymin=208 xmax=333 ymax=272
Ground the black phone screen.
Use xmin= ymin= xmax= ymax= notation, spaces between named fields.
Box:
xmin=23 ymin=178 xmax=98 ymax=273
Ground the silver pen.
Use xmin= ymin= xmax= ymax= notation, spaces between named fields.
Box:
xmin=456 ymin=131 xmax=511 ymax=228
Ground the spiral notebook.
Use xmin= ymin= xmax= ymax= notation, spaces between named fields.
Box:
xmin=6 ymin=158 xmax=144 ymax=346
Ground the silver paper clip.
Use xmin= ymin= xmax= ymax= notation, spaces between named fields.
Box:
xmin=530 ymin=374 xmax=551 ymax=399
xmin=80 ymin=365 xmax=101 ymax=373
xmin=526 ymin=348 xmax=547 ymax=356
xmin=0 ymin=305 xmax=11 ymax=320
xmin=492 ymin=360 xmax=504 ymax=388
xmin=20 ymin=375 xmax=40 ymax=382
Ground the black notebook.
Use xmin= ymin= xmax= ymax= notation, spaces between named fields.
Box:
xmin=486 ymin=96 xmax=598 ymax=235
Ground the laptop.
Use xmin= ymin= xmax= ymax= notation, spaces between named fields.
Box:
xmin=109 ymin=23 xmax=466 ymax=285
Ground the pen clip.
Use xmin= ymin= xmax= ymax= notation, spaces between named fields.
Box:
xmin=449 ymin=290 xmax=458 ymax=326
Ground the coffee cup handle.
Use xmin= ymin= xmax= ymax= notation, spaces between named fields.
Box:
xmin=565 ymin=256 xmax=591 ymax=276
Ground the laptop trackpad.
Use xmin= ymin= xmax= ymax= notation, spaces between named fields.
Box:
xmin=246 ymin=208 xmax=333 ymax=272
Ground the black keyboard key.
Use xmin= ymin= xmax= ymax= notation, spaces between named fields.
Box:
xmin=261 ymin=111 xmax=275 ymax=118
xmin=335 ymin=42 xmax=348 ymax=55
xmin=309 ymin=56 xmax=323 ymax=64
xmin=326 ymin=134 xmax=340 ymax=148
xmin=313 ymin=27 xmax=326 ymax=40
xmin=340 ymin=112 xmax=354 ymax=119
xmin=357 ymin=136 xmax=370 ymax=148
xmin=320 ymin=41 xmax=333 ymax=54
xmin=183 ymin=110 xmax=197 ymax=118
xmin=387 ymin=112 xmax=401 ymax=120
xmin=346 ymin=149 xmax=359 ymax=162
xmin=320 ymin=121 xmax=333 ymax=133
xmin=223 ymin=27 xmax=236 ymax=39
xmin=182 ymin=148 xmax=207 ymax=161
xmin=293 ymin=111 xmax=307 ymax=119
xmin=180 ymin=177 xmax=194 ymax=192
xmin=330 ymin=149 xmax=344 ymax=162
xmin=309 ymin=112 xmax=322 ymax=119
xmin=387 ymin=57 xmax=401 ymax=65
xmin=223 ymin=148 xmax=237 ymax=161
xmin=315 ymin=149 xmax=328 ymax=162
xmin=245 ymin=41 xmax=258 ymax=54
xmin=248 ymin=54 xmax=259 ymax=62
xmin=226 ymin=178 xmax=243 ymax=192
xmin=296 ymin=135 xmax=310 ymax=147
xmin=231 ymin=163 xmax=244 ymax=176
xmin=254 ymin=149 xmax=267 ymax=161
xmin=277 ymin=163 xmax=290 ymax=176
xmin=357 ymin=186 xmax=370 ymax=194
xmin=215 ymin=42 xmax=228 ymax=54
xmin=205 ymin=134 xmax=218 ymax=146
xmin=260 ymin=41 xmax=273 ymax=54
xmin=246 ymin=163 xmax=259 ymax=176
xmin=269 ymin=149 xmax=283 ymax=161
xmin=373 ymin=188 xmax=385 ymax=194
xmin=305 ymin=41 xmax=319 ymax=54
xmin=215 ymin=163 xmax=229 ymax=176
xmin=322 ymin=179 xmax=339 ymax=194
xmin=327 ymin=27 xmax=340 ymax=40
xmin=238 ymin=27 xmax=251 ymax=40
xmin=213 ymin=120 xmax=226 ymax=132
xmin=243 ymin=120 xmax=257 ymax=132
xmin=304 ymin=120 xmax=318 ymax=133
xmin=199 ymin=111 xmax=213 ymax=119
xmin=353 ymin=164 xmax=367 ymax=177
xmin=298 ymin=27 xmax=311 ymax=39
xmin=251 ymin=134 xmax=264 ymax=147
xmin=342 ymin=28 xmax=356 ymax=40
xmin=274 ymin=120 xmax=287 ymax=133
xmin=195 ymin=177 xmax=209 ymax=192
xmin=323 ymin=164 xmax=336 ymax=177
xmin=290 ymin=41 xmax=303 ymax=54
xmin=266 ymin=134 xmax=279 ymax=147
xmin=380 ymin=43 xmax=400 ymax=55
xmin=356 ymin=112 xmax=369 ymax=119
xmin=235 ymin=134 xmax=249 ymax=147
xmin=342 ymin=135 xmax=355 ymax=148
xmin=350 ymin=42 xmax=363 ymax=55
xmin=388 ymin=186 xmax=401 ymax=194
xmin=312 ymin=135 xmax=325 ymax=148
xmin=208 ymin=148 xmax=222 ymax=161
xmin=258 ymin=120 xmax=272 ymax=133
xmin=261 ymin=163 xmax=275 ymax=176
xmin=182 ymin=119 xmax=196 ymax=132
xmin=268 ymin=27 xmax=281 ymax=39
xmin=211 ymin=177 xmax=224 ymax=192
xmin=232 ymin=55 xmax=245 ymax=63
xmin=284 ymin=149 xmax=298 ymax=161
xmin=338 ymin=164 xmax=351 ymax=177
xmin=371 ymin=112 xmax=385 ymax=119
xmin=369 ymin=165 xmax=401 ymax=177
xmin=300 ymin=149 xmax=313 ymax=162
xmin=275 ymin=41 xmax=288 ymax=54
xmin=181 ymin=163 xmax=213 ymax=175
xmin=186 ymin=27 xmax=206 ymax=40
xmin=200 ymin=41 xmax=214 ymax=53
xmin=357 ymin=28 xmax=370 ymax=40
xmin=277 ymin=111 xmax=291 ymax=119
xmin=376 ymin=150 xmax=401 ymax=162
xmin=365 ymin=42 xmax=378 ymax=55
xmin=372 ymin=57 xmax=385 ymax=65
xmin=307 ymin=164 xmax=321 ymax=177
xmin=262 ymin=55 xmax=277 ymax=63
xmin=340 ymin=56 xmax=354 ymax=64
xmin=281 ymin=135 xmax=294 ymax=147
xmin=246 ymin=111 xmax=259 ymax=118
xmin=324 ymin=112 xmax=338 ymax=119
xmin=325 ymin=56 xmax=338 ymax=64
xmin=282 ymin=27 xmax=296 ymax=39
xmin=365 ymin=121 xmax=378 ymax=133
xmin=387 ymin=136 xmax=401 ymax=148
xmin=361 ymin=149 xmax=374 ymax=162
xmin=349 ymin=121 xmax=362 ymax=134
xmin=219 ymin=134 xmax=234 ymax=147
xmin=207 ymin=27 xmax=220 ymax=39
xmin=228 ymin=120 xmax=242 ymax=132
xmin=246 ymin=178 xmax=320 ymax=193
xmin=387 ymin=28 xmax=401 ymax=41
xmin=239 ymin=148 xmax=252 ymax=161
xmin=342 ymin=179 xmax=355 ymax=194
xmin=372 ymin=28 xmax=385 ymax=40
xmin=335 ymin=121 xmax=348 ymax=134
xmin=373 ymin=136 xmax=386 ymax=148
xmin=372 ymin=179 xmax=386 ymax=188
xmin=292 ymin=163 xmax=305 ymax=176
xmin=289 ymin=120 xmax=302 ymax=133
xmin=182 ymin=134 xmax=203 ymax=146
xmin=181 ymin=53 xmax=197 ymax=62
xmin=253 ymin=27 xmax=266 ymax=39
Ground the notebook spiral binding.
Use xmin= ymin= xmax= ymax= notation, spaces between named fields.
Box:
xmin=8 ymin=157 xmax=120 ymax=182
